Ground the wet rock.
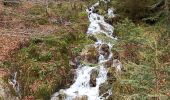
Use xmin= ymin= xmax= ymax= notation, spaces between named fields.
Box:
xmin=74 ymin=95 xmax=88 ymax=100
xmin=58 ymin=89 xmax=66 ymax=100
xmin=70 ymin=69 xmax=76 ymax=76
xmin=104 ymin=59 xmax=113 ymax=68
xmin=90 ymin=69 xmax=99 ymax=87
xmin=81 ymin=45 xmax=99 ymax=64
xmin=51 ymin=89 xmax=66 ymax=100
xmin=68 ymin=69 xmax=76 ymax=84
xmin=51 ymin=92 xmax=59 ymax=100
xmin=99 ymin=44 xmax=110 ymax=59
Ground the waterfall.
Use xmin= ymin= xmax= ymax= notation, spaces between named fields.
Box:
xmin=51 ymin=0 xmax=118 ymax=100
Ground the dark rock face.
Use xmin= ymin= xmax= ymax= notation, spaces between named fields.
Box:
xmin=81 ymin=45 xmax=99 ymax=64
xmin=90 ymin=69 xmax=99 ymax=87
xmin=99 ymin=44 xmax=110 ymax=59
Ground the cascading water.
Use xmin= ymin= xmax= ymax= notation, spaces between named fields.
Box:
xmin=8 ymin=72 xmax=21 ymax=98
xmin=51 ymin=0 xmax=120 ymax=100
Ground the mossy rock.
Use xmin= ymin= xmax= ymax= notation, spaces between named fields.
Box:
xmin=81 ymin=45 xmax=99 ymax=64
xmin=90 ymin=69 xmax=99 ymax=87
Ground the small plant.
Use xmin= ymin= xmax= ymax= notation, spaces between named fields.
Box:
xmin=38 ymin=52 xmax=52 ymax=62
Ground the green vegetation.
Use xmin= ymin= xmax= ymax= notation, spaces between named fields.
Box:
xmin=3 ymin=31 xmax=92 ymax=99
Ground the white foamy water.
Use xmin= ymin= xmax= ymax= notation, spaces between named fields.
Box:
xmin=51 ymin=0 xmax=117 ymax=100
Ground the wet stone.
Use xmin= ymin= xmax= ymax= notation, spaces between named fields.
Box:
xmin=104 ymin=59 xmax=113 ymax=68
xmin=100 ymin=44 xmax=110 ymax=59
xmin=58 ymin=89 xmax=66 ymax=100
xmin=90 ymin=69 xmax=99 ymax=87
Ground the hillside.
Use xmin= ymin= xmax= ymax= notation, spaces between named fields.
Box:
xmin=0 ymin=0 xmax=170 ymax=100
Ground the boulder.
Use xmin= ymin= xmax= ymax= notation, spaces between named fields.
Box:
xmin=104 ymin=59 xmax=113 ymax=68
xmin=81 ymin=45 xmax=99 ymax=64
xmin=90 ymin=69 xmax=99 ymax=87
xmin=99 ymin=44 xmax=110 ymax=59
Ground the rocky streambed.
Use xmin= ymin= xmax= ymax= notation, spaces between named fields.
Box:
xmin=51 ymin=0 xmax=122 ymax=100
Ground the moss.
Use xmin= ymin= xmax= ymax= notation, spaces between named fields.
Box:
xmin=38 ymin=52 xmax=52 ymax=62
xmin=26 ymin=5 xmax=49 ymax=25
xmin=27 ymin=5 xmax=46 ymax=15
